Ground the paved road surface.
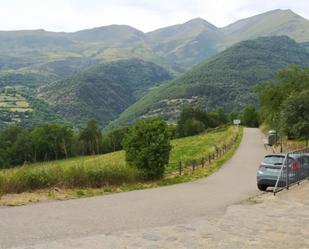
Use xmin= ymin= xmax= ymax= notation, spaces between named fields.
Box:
xmin=0 ymin=128 xmax=267 ymax=248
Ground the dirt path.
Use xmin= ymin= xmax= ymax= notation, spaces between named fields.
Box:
xmin=0 ymin=128 xmax=267 ymax=249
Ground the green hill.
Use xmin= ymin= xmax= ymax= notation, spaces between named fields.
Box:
xmin=109 ymin=36 xmax=309 ymax=128
xmin=37 ymin=59 xmax=172 ymax=127
xmin=71 ymin=25 xmax=145 ymax=44
xmin=144 ymin=18 xmax=222 ymax=71
xmin=0 ymin=9 xmax=308 ymax=79
xmin=0 ymin=57 xmax=99 ymax=87
xmin=221 ymin=9 xmax=309 ymax=48
xmin=0 ymin=9 xmax=309 ymax=128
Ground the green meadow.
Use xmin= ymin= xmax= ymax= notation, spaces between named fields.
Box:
xmin=0 ymin=126 xmax=238 ymax=195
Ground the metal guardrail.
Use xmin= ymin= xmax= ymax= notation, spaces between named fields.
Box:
xmin=273 ymin=148 xmax=309 ymax=194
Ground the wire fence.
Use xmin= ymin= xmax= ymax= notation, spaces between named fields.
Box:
xmin=165 ymin=132 xmax=240 ymax=178
xmin=273 ymin=148 xmax=309 ymax=194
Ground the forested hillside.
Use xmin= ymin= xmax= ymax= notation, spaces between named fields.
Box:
xmin=109 ymin=36 xmax=309 ymax=128
xmin=37 ymin=59 xmax=172 ymax=127
xmin=0 ymin=9 xmax=309 ymax=128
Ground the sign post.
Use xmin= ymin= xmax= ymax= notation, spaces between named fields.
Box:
xmin=233 ymin=119 xmax=241 ymax=129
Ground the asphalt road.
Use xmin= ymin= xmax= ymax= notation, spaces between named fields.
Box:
xmin=0 ymin=128 xmax=267 ymax=249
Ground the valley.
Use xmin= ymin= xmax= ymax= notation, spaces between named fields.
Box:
xmin=0 ymin=9 xmax=309 ymax=128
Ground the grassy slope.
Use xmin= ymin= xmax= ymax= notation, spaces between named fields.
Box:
xmin=168 ymin=126 xmax=236 ymax=165
xmin=0 ymin=127 xmax=238 ymax=195
xmin=0 ymin=127 xmax=243 ymax=206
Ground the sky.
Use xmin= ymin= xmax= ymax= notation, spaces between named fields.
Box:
xmin=0 ymin=0 xmax=308 ymax=32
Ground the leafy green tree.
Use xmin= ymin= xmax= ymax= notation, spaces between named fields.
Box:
xmin=258 ymin=65 xmax=309 ymax=130
xmin=177 ymin=107 xmax=228 ymax=137
xmin=216 ymin=108 xmax=228 ymax=124
xmin=182 ymin=118 xmax=205 ymax=137
xmin=0 ymin=125 xmax=31 ymax=167
xmin=11 ymin=131 xmax=33 ymax=165
xmin=102 ymin=127 xmax=129 ymax=153
xmin=123 ymin=118 xmax=172 ymax=180
xmin=242 ymin=105 xmax=259 ymax=127
xmin=280 ymin=90 xmax=309 ymax=141
xmin=30 ymin=126 xmax=51 ymax=162
xmin=228 ymin=112 xmax=240 ymax=123
xmin=79 ymin=119 xmax=102 ymax=155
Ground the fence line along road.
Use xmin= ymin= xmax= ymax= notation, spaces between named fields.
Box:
xmin=166 ymin=133 xmax=239 ymax=177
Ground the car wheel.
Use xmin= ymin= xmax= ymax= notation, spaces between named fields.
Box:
xmin=257 ymin=184 xmax=267 ymax=191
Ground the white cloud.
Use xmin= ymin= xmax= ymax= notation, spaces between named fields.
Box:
xmin=0 ymin=0 xmax=307 ymax=32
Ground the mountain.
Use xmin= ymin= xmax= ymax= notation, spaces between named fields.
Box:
xmin=109 ymin=36 xmax=309 ymax=128
xmin=70 ymin=25 xmax=145 ymax=44
xmin=0 ymin=57 xmax=100 ymax=87
xmin=36 ymin=59 xmax=172 ymax=127
xmin=145 ymin=18 xmax=222 ymax=72
xmin=0 ymin=9 xmax=309 ymax=128
xmin=0 ymin=29 xmax=75 ymax=51
xmin=0 ymin=9 xmax=308 ymax=81
xmin=221 ymin=9 xmax=309 ymax=48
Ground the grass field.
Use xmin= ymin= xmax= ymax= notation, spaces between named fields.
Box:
xmin=169 ymin=126 xmax=237 ymax=164
xmin=0 ymin=126 xmax=239 ymax=196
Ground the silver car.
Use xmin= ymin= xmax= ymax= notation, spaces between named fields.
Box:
xmin=257 ymin=153 xmax=309 ymax=191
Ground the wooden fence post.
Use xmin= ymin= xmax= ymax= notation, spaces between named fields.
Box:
xmin=192 ymin=160 xmax=196 ymax=172
xmin=202 ymin=157 xmax=205 ymax=168
xmin=179 ymin=161 xmax=182 ymax=175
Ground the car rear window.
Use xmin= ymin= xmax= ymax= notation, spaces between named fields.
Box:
xmin=263 ymin=156 xmax=285 ymax=165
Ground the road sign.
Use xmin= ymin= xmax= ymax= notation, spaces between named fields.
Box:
xmin=233 ymin=119 xmax=241 ymax=125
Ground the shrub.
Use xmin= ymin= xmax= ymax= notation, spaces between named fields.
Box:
xmin=241 ymin=105 xmax=259 ymax=127
xmin=183 ymin=118 xmax=205 ymax=136
xmin=123 ymin=118 xmax=172 ymax=180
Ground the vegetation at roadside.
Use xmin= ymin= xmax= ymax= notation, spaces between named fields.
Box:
xmin=258 ymin=65 xmax=309 ymax=143
xmin=0 ymin=127 xmax=243 ymax=206
xmin=0 ymin=119 xmax=105 ymax=168
xmin=123 ymin=118 xmax=171 ymax=180
xmin=168 ymin=126 xmax=237 ymax=167
xmin=0 ymin=126 xmax=239 ymax=196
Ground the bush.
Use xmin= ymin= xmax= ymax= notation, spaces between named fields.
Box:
xmin=280 ymin=90 xmax=309 ymax=139
xmin=241 ymin=105 xmax=259 ymax=127
xmin=183 ymin=118 xmax=205 ymax=136
xmin=123 ymin=118 xmax=172 ymax=180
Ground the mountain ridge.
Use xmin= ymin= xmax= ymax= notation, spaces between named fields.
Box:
xmin=108 ymin=36 xmax=309 ymax=129
xmin=1 ymin=9 xmax=309 ymax=128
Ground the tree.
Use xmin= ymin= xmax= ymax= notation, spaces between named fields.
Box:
xmin=258 ymin=65 xmax=309 ymax=129
xmin=102 ymin=127 xmax=129 ymax=153
xmin=216 ymin=108 xmax=228 ymax=124
xmin=228 ymin=112 xmax=240 ymax=123
xmin=182 ymin=118 xmax=205 ymax=137
xmin=0 ymin=125 xmax=32 ymax=167
xmin=177 ymin=107 xmax=218 ymax=137
xmin=123 ymin=118 xmax=172 ymax=180
xmin=280 ymin=90 xmax=309 ymax=142
xmin=242 ymin=105 xmax=259 ymax=127
xmin=79 ymin=119 xmax=102 ymax=155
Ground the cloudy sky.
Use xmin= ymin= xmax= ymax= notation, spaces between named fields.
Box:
xmin=0 ymin=0 xmax=308 ymax=32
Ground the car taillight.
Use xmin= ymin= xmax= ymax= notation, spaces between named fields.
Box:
xmin=290 ymin=162 xmax=300 ymax=170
